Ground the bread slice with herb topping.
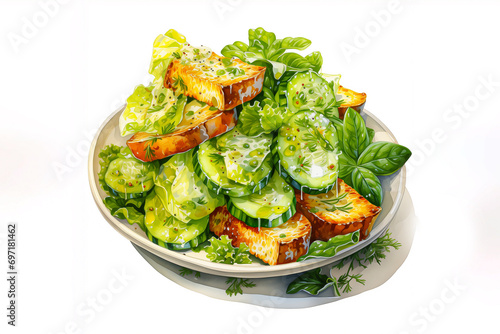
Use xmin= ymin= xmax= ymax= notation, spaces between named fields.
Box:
xmin=127 ymin=101 xmax=236 ymax=162
xmin=164 ymin=52 xmax=266 ymax=111
xmin=296 ymin=179 xmax=381 ymax=241
xmin=209 ymin=206 xmax=312 ymax=265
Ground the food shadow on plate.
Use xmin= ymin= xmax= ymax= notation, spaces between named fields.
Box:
xmin=133 ymin=190 xmax=417 ymax=309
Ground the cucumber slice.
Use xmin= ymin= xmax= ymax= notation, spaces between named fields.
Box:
xmin=146 ymin=227 xmax=209 ymax=251
xmin=226 ymin=172 xmax=296 ymax=228
xmin=286 ymin=70 xmax=336 ymax=114
xmin=144 ymin=192 xmax=210 ymax=249
xmin=194 ymin=129 xmax=274 ymax=197
xmin=194 ymin=145 xmax=273 ymax=197
xmin=273 ymin=111 xmax=339 ymax=194
xmin=104 ymin=158 xmax=158 ymax=199
xmin=216 ymin=128 xmax=273 ymax=184
xmin=154 ymin=150 xmax=224 ymax=223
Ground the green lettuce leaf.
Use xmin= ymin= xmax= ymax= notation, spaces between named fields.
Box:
xmin=119 ymin=84 xmax=154 ymax=136
xmin=298 ymin=231 xmax=360 ymax=261
xmin=148 ymin=29 xmax=186 ymax=82
xmin=238 ymin=98 xmax=289 ymax=136
xmin=103 ymin=196 xmax=146 ymax=232
xmin=120 ymin=30 xmax=187 ymax=137
xmin=205 ymin=235 xmax=252 ymax=264
xmin=119 ymin=83 xmax=187 ymax=136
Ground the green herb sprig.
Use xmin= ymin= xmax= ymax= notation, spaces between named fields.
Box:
xmin=143 ymin=137 xmax=159 ymax=161
xmin=225 ymin=277 xmax=256 ymax=297
xmin=287 ymin=230 xmax=400 ymax=296
xmin=179 ymin=267 xmax=201 ymax=278
xmin=172 ymin=75 xmax=188 ymax=93
xmin=317 ymin=192 xmax=353 ymax=213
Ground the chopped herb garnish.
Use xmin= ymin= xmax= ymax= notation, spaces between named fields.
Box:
xmin=318 ymin=192 xmax=353 ymax=213
xmin=225 ymin=277 xmax=256 ymax=297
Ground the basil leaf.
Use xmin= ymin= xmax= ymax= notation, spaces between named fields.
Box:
xmin=248 ymin=27 xmax=276 ymax=53
xmin=278 ymin=36 xmax=311 ymax=51
xmin=276 ymin=52 xmax=312 ymax=69
xmin=367 ymin=127 xmax=375 ymax=143
xmin=343 ymin=108 xmax=370 ymax=160
xmin=338 ymin=152 xmax=357 ymax=179
xmin=342 ymin=172 xmax=354 ymax=188
xmin=267 ymin=37 xmax=311 ymax=60
xmin=358 ymin=142 xmax=412 ymax=175
xmin=298 ymin=231 xmax=360 ymax=261
xmin=305 ymin=51 xmax=323 ymax=72
xmin=261 ymin=87 xmax=276 ymax=101
xmin=351 ymin=167 xmax=383 ymax=206
xmin=221 ymin=43 xmax=248 ymax=60
xmin=286 ymin=268 xmax=340 ymax=296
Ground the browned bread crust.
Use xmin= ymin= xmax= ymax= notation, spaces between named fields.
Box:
xmin=209 ymin=206 xmax=312 ymax=265
xmin=337 ymin=85 xmax=367 ymax=119
xmin=127 ymin=108 xmax=236 ymax=162
xmin=164 ymin=52 xmax=266 ymax=111
xmin=296 ymin=179 xmax=381 ymax=241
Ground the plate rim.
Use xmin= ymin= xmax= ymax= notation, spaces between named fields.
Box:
xmin=88 ymin=106 xmax=406 ymax=278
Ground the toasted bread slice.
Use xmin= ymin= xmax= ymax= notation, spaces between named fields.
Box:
xmin=296 ymin=179 xmax=381 ymax=241
xmin=127 ymin=104 xmax=236 ymax=162
xmin=164 ymin=52 xmax=266 ymax=110
xmin=209 ymin=206 xmax=312 ymax=265
xmin=337 ymin=86 xmax=367 ymax=119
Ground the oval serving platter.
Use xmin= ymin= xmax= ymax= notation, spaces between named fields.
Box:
xmin=88 ymin=106 xmax=406 ymax=279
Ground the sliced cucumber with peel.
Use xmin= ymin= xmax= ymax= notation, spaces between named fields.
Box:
xmin=194 ymin=130 xmax=274 ymax=197
xmin=226 ymin=172 xmax=296 ymax=228
xmin=146 ymin=227 xmax=209 ymax=251
xmin=286 ymin=70 xmax=336 ymax=114
xmin=104 ymin=157 xmax=158 ymax=199
xmin=144 ymin=191 xmax=210 ymax=250
xmin=273 ymin=111 xmax=340 ymax=195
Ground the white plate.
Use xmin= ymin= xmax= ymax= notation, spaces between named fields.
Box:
xmin=88 ymin=106 xmax=406 ymax=278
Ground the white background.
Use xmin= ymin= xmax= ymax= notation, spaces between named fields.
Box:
xmin=1 ymin=0 xmax=499 ymax=333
